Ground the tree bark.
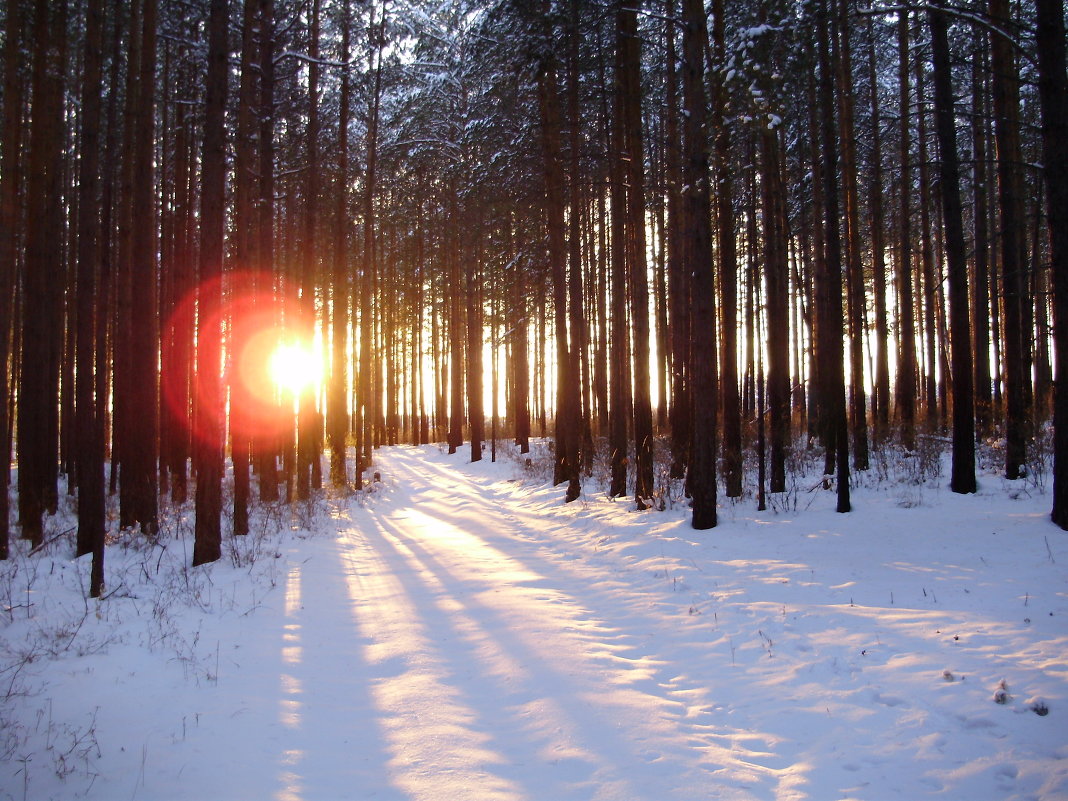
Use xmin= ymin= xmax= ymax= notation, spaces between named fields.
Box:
xmin=710 ymin=0 xmax=742 ymax=498
xmin=19 ymin=0 xmax=67 ymax=547
xmin=0 ymin=0 xmax=25 ymax=558
xmin=329 ymin=0 xmax=352 ymax=488
xmin=895 ymin=10 xmax=917 ymax=448
xmin=928 ymin=5 xmax=975 ymax=494
xmin=683 ymin=0 xmax=717 ymax=529
xmin=539 ymin=5 xmax=581 ymax=502
xmin=126 ymin=0 xmax=159 ymax=534
xmin=192 ymin=0 xmax=229 ymax=566
xmin=989 ymin=0 xmax=1031 ymax=480
xmin=75 ymin=0 xmax=108 ymax=594
xmin=816 ymin=0 xmax=850 ymax=513
xmin=617 ymin=0 xmax=654 ymax=507
xmin=1035 ymin=0 xmax=1068 ymax=527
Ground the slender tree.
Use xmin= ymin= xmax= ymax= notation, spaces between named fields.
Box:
xmin=683 ymin=0 xmax=717 ymax=529
xmin=990 ymin=0 xmax=1031 ymax=480
xmin=1035 ymin=0 xmax=1068 ymax=527
xmin=192 ymin=0 xmax=229 ymax=566
xmin=895 ymin=9 xmax=917 ymax=448
xmin=329 ymin=0 xmax=353 ymax=488
xmin=75 ymin=0 xmax=108 ymax=594
xmin=710 ymin=0 xmax=742 ymax=498
xmin=816 ymin=0 xmax=850 ymax=512
xmin=125 ymin=0 xmax=160 ymax=534
xmin=928 ymin=4 xmax=975 ymax=493
xmin=19 ymin=0 xmax=68 ymax=547
xmin=0 ymin=0 xmax=25 ymax=559
xmin=618 ymin=0 xmax=654 ymax=507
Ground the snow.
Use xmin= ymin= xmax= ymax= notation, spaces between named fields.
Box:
xmin=2 ymin=442 xmax=1066 ymax=800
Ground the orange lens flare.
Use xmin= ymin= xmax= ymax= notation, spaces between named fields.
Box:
xmin=162 ymin=271 xmax=318 ymax=446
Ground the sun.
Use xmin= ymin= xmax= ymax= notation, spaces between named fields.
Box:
xmin=268 ymin=339 xmax=323 ymax=397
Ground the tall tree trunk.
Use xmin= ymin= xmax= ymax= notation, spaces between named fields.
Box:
xmin=256 ymin=0 xmax=278 ymax=503
xmin=193 ymin=0 xmax=229 ymax=566
xmin=915 ymin=50 xmax=940 ymax=429
xmin=665 ymin=0 xmax=690 ymax=481
xmin=357 ymin=2 xmax=385 ymax=482
xmin=19 ymin=0 xmax=67 ymax=547
xmin=762 ymin=126 xmax=790 ymax=494
xmin=296 ymin=0 xmax=321 ymax=501
xmin=990 ymin=0 xmax=1031 ymax=479
xmin=816 ymin=0 xmax=850 ymax=513
xmin=929 ymin=5 xmax=975 ymax=494
xmin=329 ymin=0 xmax=352 ymax=488
xmin=230 ymin=0 xmax=260 ymax=529
xmin=467 ymin=226 xmax=485 ymax=463
xmin=539 ymin=6 xmax=581 ymax=502
xmin=1035 ymin=0 xmax=1068 ymax=527
xmin=895 ymin=10 xmax=917 ymax=448
xmin=0 ymin=0 xmax=25 ymax=558
xmin=836 ymin=0 xmax=869 ymax=470
xmin=683 ymin=0 xmax=717 ymax=529
xmin=75 ymin=0 xmax=107 ymax=594
xmin=125 ymin=0 xmax=159 ymax=533
xmin=617 ymin=0 xmax=654 ymax=507
xmin=711 ymin=0 xmax=742 ymax=498
xmin=866 ymin=15 xmax=890 ymax=440
xmin=971 ymin=42 xmax=993 ymax=438
xmin=566 ymin=0 xmax=592 ymax=470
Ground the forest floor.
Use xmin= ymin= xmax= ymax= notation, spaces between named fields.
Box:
xmin=1 ymin=441 xmax=1067 ymax=800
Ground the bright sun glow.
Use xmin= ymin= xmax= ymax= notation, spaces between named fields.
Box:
xmin=269 ymin=340 xmax=324 ymax=397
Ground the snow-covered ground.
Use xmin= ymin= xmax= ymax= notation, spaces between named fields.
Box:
xmin=2 ymin=441 xmax=1066 ymax=800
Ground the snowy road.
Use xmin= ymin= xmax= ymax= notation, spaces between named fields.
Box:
xmin=7 ymin=443 xmax=1066 ymax=801
xmin=230 ymin=445 xmax=1067 ymax=801
xmin=286 ymin=447 xmax=741 ymax=801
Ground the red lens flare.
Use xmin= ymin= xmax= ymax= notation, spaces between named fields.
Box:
xmin=161 ymin=271 xmax=316 ymax=447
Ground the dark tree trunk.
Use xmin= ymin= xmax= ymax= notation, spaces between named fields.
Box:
xmin=710 ymin=0 xmax=741 ymax=499
xmin=467 ymin=229 xmax=485 ymax=463
xmin=928 ymin=5 xmax=975 ymax=494
xmin=683 ymin=0 xmax=717 ymax=529
xmin=296 ymin=0 xmax=321 ymax=501
xmin=230 ymin=0 xmax=260 ymax=530
xmin=915 ymin=51 xmax=939 ymax=430
xmin=836 ymin=0 xmax=869 ymax=470
xmin=990 ymin=0 xmax=1031 ymax=480
xmin=19 ymin=0 xmax=67 ymax=547
xmin=75 ymin=0 xmax=107 ymax=594
xmin=608 ymin=34 xmax=629 ymax=500
xmin=329 ymin=0 xmax=352 ymax=488
xmin=566 ymin=0 xmax=592 ymax=471
xmin=513 ymin=241 xmax=530 ymax=454
xmin=762 ymin=126 xmax=790 ymax=495
xmin=1035 ymin=0 xmax=1068 ymax=527
xmin=617 ymin=0 xmax=654 ymax=507
xmin=971 ymin=43 xmax=993 ymax=439
xmin=539 ymin=7 xmax=581 ymax=502
xmin=126 ymin=0 xmax=159 ymax=533
xmin=256 ymin=0 xmax=278 ymax=503
xmin=665 ymin=0 xmax=690 ymax=481
xmin=895 ymin=10 xmax=917 ymax=448
xmin=357 ymin=3 xmax=385 ymax=481
xmin=0 ymin=0 xmax=25 ymax=558
xmin=866 ymin=16 xmax=890 ymax=440
xmin=192 ymin=0 xmax=229 ymax=567
xmin=816 ymin=0 xmax=850 ymax=513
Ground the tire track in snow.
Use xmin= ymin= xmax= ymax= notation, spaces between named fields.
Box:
xmin=341 ymin=446 xmax=788 ymax=800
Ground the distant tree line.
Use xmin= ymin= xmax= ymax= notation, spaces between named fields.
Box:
xmin=0 ymin=0 xmax=1065 ymax=593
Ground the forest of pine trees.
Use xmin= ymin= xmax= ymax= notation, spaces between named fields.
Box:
xmin=0 ymin=0 xmax=1066 ymax=592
